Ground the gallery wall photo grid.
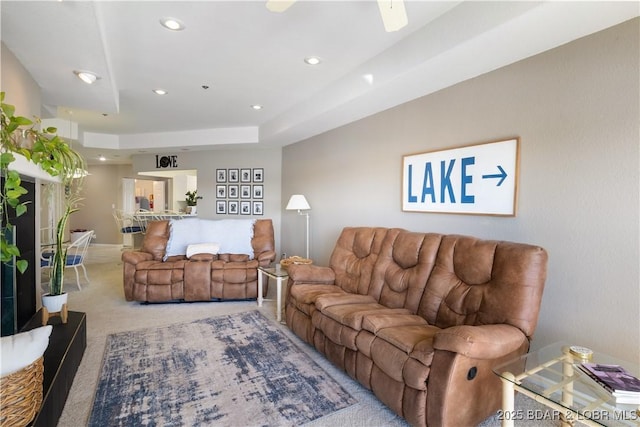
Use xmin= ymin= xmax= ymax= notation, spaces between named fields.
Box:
xmin=216 ymin=168 xmax=265 ymax=215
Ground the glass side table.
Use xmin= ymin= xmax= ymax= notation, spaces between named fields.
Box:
xmin=257 ymin=265 xmax=289 ymax=322
xmin=494 ymin=342 xmax=640 ymax=427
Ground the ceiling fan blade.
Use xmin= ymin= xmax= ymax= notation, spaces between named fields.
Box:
xmin=377 ymin=0 xmax=408 ymax=32
xmin=266 ymin=0 xmax=297 ymax=13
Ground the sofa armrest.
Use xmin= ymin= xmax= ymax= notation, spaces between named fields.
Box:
xmin=433 ymin=324 xmax=528 ymax=359
xmin=256 ymin=250 xmax=276 ymax=264
xmin=287 ymin=264 xmax=335 ymax=284
xmin=122 ymin=251 xmax=153 ymax=265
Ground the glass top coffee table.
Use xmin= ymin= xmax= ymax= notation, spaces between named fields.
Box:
xmin=494 ymin=342 xmax=640 ymax=427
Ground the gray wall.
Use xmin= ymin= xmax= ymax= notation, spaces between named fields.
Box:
xmin=71 ymin=163 xmax=134 ymax=244
xmin=281 ymin=19 xmax=639 ymax=362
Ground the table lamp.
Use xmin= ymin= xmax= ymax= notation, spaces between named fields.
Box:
xmin=286 ymin=194 xmax=311 ymax=259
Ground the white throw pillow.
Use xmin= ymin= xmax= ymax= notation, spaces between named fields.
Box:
xmin=0 ymin=325 xmax=53 ymax=377
xmin=186 ymin=242 xmax=220 ymax=258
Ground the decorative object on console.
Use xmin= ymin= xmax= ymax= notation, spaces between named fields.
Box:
xmin=0 ymin=325 xmax=53 ymax=427
xmin=286 ymin=194 xmax=311 ymax=258
xmin=40 ymin=293 xmax=68 ymax=326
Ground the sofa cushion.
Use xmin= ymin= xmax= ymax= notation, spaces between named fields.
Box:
xmin=289 ymin=284 xmax=345 ymax=316
xmin=329 ymin=227 xmax=398 ymax=295
xmin=314 ymin=304 xmax=413 ymax=351
xmin=368 ymin=324 xmax=439 ymax=386
xmin=417 ymin=235 xmax=548 ymax=338
xmin=362 ymin=313 xmax=428 ymax=335
xmin=322 ymin=304 xmax=410 ymax=331
xmin=315 ymin=293 xmax=376 ymax=311
xmin=373 ymin=232 xmax=441 ymax=313
xmin=216 ymin=254 xmax=250 ymax=262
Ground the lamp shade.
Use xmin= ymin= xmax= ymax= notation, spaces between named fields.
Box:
xmin=286 ymin=194 xmax=310 ymax=211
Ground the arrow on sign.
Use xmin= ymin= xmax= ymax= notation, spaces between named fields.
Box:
xmin=482 ymin=165 xmax=507 ymax=186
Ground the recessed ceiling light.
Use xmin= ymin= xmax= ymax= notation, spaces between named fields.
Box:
xmin=304 ymin=56 xmax=321 ymax=66
xmin=98 ymin=155 xmax=106 ymax=161
xmin=153 ymin=89 xmax=168 ymax=95
xmin=363 ymin=73 xmax=374 ymax=85
xmin=73 ymin=70 xmax=99 ymax=84
xmin=160 ymin=17 xmax=185 ymax=31
xmin=250 ymin=104 xmax=263 ymax=110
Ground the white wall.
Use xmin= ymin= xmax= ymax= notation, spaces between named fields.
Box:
xmin=281 ymin=19 xmax=640 ymax=362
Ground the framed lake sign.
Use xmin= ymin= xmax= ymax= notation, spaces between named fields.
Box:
xmin=402 ymin=138 xmax=519 ymax=216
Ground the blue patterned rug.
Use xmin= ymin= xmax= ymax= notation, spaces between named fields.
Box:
xmin=89 ymin=310 xmax=356 ymax=426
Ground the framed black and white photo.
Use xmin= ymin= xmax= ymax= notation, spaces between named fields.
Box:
xmin=252 ymin=185 xmax=263 ymax=199
xmin=252 ymin=168 xmax=264 ymax=183
xmin=214 ymin=166 xmax=266 ymax=215
xmin=216 ymin=200 xmax=227 ymax=214
xmin=228 ymin=185 xmax=238 ymax=198
xmin=252 ymin=201 xmax=263 ymax=215
xmin=216 ymin=169 xmax=227 ymax=183
xmin=216 ymin=185 xmax=226 ymax=199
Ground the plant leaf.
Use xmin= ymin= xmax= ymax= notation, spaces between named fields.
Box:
xmin=16 ymin=259 xmax=28 ymax=274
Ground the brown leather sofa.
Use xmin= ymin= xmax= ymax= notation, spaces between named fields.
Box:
xmin=122 ymin=219 xmax=275 ymax=302
xmin=285 ymin=227 xmax=547 ymax=427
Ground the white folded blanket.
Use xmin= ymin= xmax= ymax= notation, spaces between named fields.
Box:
xmin=165 ymin=218 xmax=256 ymax=260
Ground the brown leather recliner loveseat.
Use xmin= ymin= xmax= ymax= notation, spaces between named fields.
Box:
xmin=122 ymin=218 xmax=275 ymax=302
xmin=285 ymin=227 xmax=548 ymax=427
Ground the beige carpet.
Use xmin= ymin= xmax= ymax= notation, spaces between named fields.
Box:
xmin=55 ymin=245 xmax=558 ymax=427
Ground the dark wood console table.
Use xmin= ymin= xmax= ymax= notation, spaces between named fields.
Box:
xmin=21 ymin=310 xmax=86 ymax=427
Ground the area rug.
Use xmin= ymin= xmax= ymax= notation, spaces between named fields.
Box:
xmin=88 ymin=310 xmax=357 ymax=426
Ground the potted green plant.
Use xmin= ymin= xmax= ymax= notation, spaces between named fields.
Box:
xmin=185 ymin=190 xmax=201 ymax=215
xmin=1 ymin=92 xmax=85 ymax=316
